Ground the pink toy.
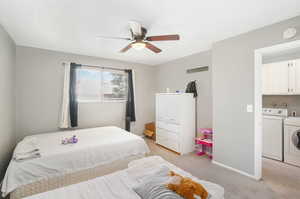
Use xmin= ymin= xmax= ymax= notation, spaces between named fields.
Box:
xmin=195 ymin=128 xmax=213 ymax=159
xmin=199 ymin=128 xmax=212 ymax=134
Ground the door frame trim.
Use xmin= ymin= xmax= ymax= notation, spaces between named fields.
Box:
xmin=254 ymin=39 xmax=300 ymax=180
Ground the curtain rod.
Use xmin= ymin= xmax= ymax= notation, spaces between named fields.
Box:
xmin=62 ymin=62 xmax=128 ymax=72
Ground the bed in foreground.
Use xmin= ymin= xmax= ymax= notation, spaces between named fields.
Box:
xmin=24 ymin=156 xmax=224 ymax=199
xmin=1 ymin=126 xmax=149 ymax=199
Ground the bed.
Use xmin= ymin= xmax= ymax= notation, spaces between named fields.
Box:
xmin=24 ymin=156 xmax=224 ymax=199
xmin=1 ymin=126 xmax=150 ymax=199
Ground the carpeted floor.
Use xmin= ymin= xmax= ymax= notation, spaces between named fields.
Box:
xmin=262 ymin=158 xmax=300 ymax=199
xmin=145 ymin=138 xmax=300 ymax=199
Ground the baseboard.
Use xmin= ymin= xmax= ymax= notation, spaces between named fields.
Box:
xmin=212 ymin=160 xmax=260 ymax=180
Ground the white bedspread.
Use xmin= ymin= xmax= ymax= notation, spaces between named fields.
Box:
xmin=1 ymin=126 xmax=149 ymax=197
xmin=24 ymin=156 xmax=224 ymax=199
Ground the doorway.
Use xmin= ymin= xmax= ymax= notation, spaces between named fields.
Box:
xmin=254 ymin=40 xmax=300 ymax=180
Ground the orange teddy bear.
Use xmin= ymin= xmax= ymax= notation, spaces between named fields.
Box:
xmin=166 ymin=171 xmax=209 ymax=199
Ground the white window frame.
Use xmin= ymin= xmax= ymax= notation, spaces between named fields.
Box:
xmin=76 ymin=67 xmax=128 ymax=103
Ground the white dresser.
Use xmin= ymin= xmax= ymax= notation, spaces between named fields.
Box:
xmin=155 ymin=93 xmax=195 ymax=154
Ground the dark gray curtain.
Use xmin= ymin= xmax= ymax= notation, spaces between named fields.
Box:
xmin=125 ymin=69 xmax=136 ymax=131
xmin=69 ymin=62 xmax=81 ymax=127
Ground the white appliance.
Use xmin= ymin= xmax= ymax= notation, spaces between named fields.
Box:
xmin=156 ymin=93 xmax=195 ymax=154
xmin=284 ymin=117 xmax=300 ymax=167
xmin=262 ymin=108 xmax=288 ymax=161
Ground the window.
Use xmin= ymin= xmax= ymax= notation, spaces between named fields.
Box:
xmin=76 ymin=68 xmax=102 ymax=102
xmin=76 ymin=67 xmax=127 ymax=102
xmin=102 ymin=71 xmax=127 ymax=101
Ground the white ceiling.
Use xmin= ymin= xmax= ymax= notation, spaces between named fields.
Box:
xmin=0 ymin=0 xmax=300 ymax=65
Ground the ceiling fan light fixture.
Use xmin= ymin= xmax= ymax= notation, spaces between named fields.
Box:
xmin=131 ymin=42 xmax=146 ymax=50
xmin=100 ymin=21 xmax=179 ymax=53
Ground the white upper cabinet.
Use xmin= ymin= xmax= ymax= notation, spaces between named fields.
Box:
xmin=262 ymin=59 xmax=300 ymax=95
xmin=262 ymin=63 xmax=272 ymax=94
xmin=292 ymin=59 xmax=300 ymax=94
xmin=272 ymin=61 xmax=289 ymax=94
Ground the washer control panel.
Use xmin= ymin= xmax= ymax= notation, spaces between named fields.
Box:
xmin=263 ymin=108 xmax=288 ymax=117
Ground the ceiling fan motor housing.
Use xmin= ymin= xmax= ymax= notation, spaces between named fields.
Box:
xmin=132 ymin=27 xmax=147 ymax=41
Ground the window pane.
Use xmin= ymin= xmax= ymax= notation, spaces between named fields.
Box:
xmin=102 ymin=71 xmax=127 ymax=100
xmin=76 ymin=68 xmax=101 ymax=101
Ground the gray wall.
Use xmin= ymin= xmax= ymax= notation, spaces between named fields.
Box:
xmin=16 ymin=46 xmax=156 ymax=140
xmin=155 ymin=51 xmax=212 ymax=129
xmin=263 ymin=50 xmax=300 ymax=64
xmin=0 ymin=25 xmax=16 ymax=180
xmin=212 ymin=16 xmax=300 ymax=175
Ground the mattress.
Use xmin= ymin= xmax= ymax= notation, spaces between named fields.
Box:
xmin=10 ymin=155 xmax=144 ymax=199
xmin=1 ymin=126 xmax=150 ymax=197
xmin=24 ymin=156 xmax=224 ymax=199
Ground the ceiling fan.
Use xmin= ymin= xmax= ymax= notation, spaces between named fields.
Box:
xmin=97 ymin=21 xmax=180 ymax=53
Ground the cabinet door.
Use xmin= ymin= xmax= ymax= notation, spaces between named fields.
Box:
xmin=262 ymin=64 xmax=272 ymax=94
xmin=266 ymin=61 xmax=289 ymax=94
xmin=293 ymin=59 xmax=300 ymax=94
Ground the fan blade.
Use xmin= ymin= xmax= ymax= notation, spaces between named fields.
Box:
xmin=120 ymin=43 xmax=132 ymax=53
xmin=146 ymin=34 xmax=180 ymax=41
xmin=96 ymin=36 xmax=131 ymax=40
xmin=129 ymin=21 xmax=142 ymax=36
xmin=145 ymin=42 xmax=162 ymax=53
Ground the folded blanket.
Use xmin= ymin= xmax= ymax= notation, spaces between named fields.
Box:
xmin=14 ymin=151 xmax=41 ymax=162
xmin=13 ymin=137 xmax=41 ymax=161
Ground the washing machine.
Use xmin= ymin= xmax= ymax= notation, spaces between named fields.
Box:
xmin=284 ymin=117 xmax=300 ymax=167
xmin=262 ymin=108 xmax=287 ymax=161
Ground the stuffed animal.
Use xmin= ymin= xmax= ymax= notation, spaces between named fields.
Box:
xmin=166 ymin=171 xmax=208 ymax=199
xmin=61 ymin=135 xmax=78 ymax=145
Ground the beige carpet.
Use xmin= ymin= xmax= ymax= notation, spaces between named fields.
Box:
xmin=145 ymin=138 xmax=300 ymax=199
xmin=262 ymin=158 xmax=300 ymax=199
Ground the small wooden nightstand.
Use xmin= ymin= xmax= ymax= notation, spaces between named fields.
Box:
xmin=144 ymin=122 xmax=155 ymax=140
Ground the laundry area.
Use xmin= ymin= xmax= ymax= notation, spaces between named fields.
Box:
xmin=262 ymin=47 xmax=300 ymax=168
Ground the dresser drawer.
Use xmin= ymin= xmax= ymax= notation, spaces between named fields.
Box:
xmin=156 ymin=128 xmax=178 ymax=140
xmin=157 ymin=121 xmax=180 ymax=133
xmin=156 ymin=135 xmax=179 ymax=152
